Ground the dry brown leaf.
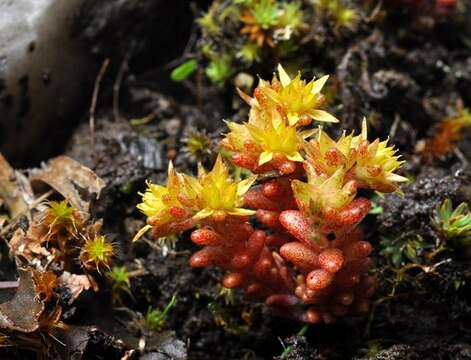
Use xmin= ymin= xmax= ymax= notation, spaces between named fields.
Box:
xmin=9 ymin=228 xmax=51 ymax=265
xmin=0 ymin=270 xmax=44 ymax=333
xmin=58 ymin=272 xmax=99 ymax=305
xmin=30 ymin=156 xmax=106 ymax=215
xmin=32 ymin=270 xmax=58 ymax=303
xmin=0 ymin=153 xmax=30 ymax=218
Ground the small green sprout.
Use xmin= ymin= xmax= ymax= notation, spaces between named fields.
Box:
xmin=278 ymin=2 xmax=305 ymax=32
xmin=207 ymin=302 xmax=249 ymax=336
xmin=46 ymin=200 xmax=75 ymax=227
xmin=250 ymin=0 xmax=279 ymax=30
xmin=42 ymin=200 xmax=83 ymax=241
xmin=107 ymin=266 xmax=131 ymax=296
xmin=182 ymin=130 xmax=214 ymax=162
xmin=205 ymin=55 xmax=233 ymax=85
xmin=433 ymin=199 xmax=471 ymax=244
xmin=380 ymin=235 xmax=428 ymax=267
xmin=314 ymin=0 xmax=359 ymax=31
xmin=237 ymin=42 xmax=261 ymax=64
xmin=80 ymin=235 xmax=114 ymax=273
xmin=145 ymin=295 xmax=177 ymax=331
xmin=218 ymin=286 xmax=236 ymax=306
xmin=369 ymin=193 xmax=385 ymax=215
xmin=171 ymin=59 xmax=198 ymax=82
xmin=197 ymin=11 xmax=220 ymax=35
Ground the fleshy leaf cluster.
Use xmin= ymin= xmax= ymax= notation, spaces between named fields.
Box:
xmin=136 ymin=65 xmax=406 ymax=324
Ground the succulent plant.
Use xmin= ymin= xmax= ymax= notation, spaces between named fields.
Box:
xmin=135 ymin=65 xmax=406 ymax=323
xmin=433 ymin=199 xmax=471 ymax=245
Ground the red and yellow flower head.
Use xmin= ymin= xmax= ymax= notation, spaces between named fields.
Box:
xmin=135 ymin=156 xmax=256 ymax=239
xmin=304 ymin=119 xmax=407 ymax=193
xmin=222 ymin=64 xmax=337 ymax=174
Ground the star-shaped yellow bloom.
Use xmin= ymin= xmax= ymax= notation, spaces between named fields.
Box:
xmin=137 ymin=162 xmax=188 ymax=226
xmin=186 ymin=155 xmax=257 ymax=219
xmin=303 ymin=119 xmax=407 ymax=192
xmin=136 ymin=156 xmax=257 ymax=238
xmin=350 ymin=119 xmax=406 ymax=192
xmin=291 ymin=163 xmax=357 ymax=219
xmin=255 ymin=64 xmax=339 ymax=126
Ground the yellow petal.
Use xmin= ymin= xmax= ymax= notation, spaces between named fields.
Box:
xmin=133 ymin=224 xmax=152 ymax=242
xmin=237 ymin=88 xmax=257 ymax=107
xmin=299 ymin=128 xmax=318 ymax=140
xmin=286 ymin=152 xmax=304 ymax=162
xmin=193 ymin=208 xmax=214 ymax=220
xmin=291 ymin=180 xmax=311 ymax=212
xmin=277 ymin=64 xmax=291 ymax=87
xmin=310 ymin=109 xmax=339 ymax=123
xmin=258 ymin=151 xmax=273 ymax=165
xmin=237 ymin=175 xmax=257 ymax=196
xmin=311 ymin=75 xmax=329 ymax=94
xmin=385 ymin=173 xmax=409 ymax=183
xmin=211 ymin=155 xmax=227 ymax=180
xmin=228 ymin=208 xmax=256 ymax=216
xmin=287 ymin=113 xmax=299 ymax=126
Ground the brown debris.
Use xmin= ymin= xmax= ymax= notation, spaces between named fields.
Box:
xmin=0 ymin=270 xmax=44 ymax=333
xmin=9 ymin=228 xmax=51 ymax=265
xmin=0 ymin=153 xmax=30 ymax=219
xmin=58 ymin=272 xmax=99 ymax=305
xmin=29 ymin=156 xmax=106 ymax=214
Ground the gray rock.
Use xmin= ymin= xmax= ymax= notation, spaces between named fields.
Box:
xmin=0 ymin=0 xmax=192 ymax=166
xmin=0 ymin=0 xmax=92 ymax=166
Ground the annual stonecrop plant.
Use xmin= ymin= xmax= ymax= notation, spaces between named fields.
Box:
xmin=136 ymin=65 xmax=406 ymax=323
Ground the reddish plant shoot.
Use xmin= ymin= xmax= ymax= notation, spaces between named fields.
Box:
xmin=135 ymin=65 xmax=406 ymax=323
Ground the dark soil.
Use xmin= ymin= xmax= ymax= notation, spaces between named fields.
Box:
xmin=1 ymin=1 xmax=471 ymax=359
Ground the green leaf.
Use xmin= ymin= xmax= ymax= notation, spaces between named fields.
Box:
xmin=392 ymin=251 xmax=403 ymax=267
xmin=171 ymin=59 xmax=198 ymax=82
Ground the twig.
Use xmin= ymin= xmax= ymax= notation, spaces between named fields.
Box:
xmin=365 ymin=0 xmax=383 ymax=23
xmin=89 ymin=58 xmax=110 ymax=150
xmin=389 ymin=114 xmax=401 ymax=140
xmin=454 ymin=148 xmax=469 ymax=167
xmin=0 ymin=280 xmax=19 ymax=289
xmin=0 ymin=189 xmax=54 ymax=237
xmin=164 ymin=28 xmax=198 ymax=70
xmin=113 ymin=54 xmax=130 ymax=122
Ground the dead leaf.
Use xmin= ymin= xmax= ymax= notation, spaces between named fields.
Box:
xmin=9 ymin=228 xmax=51 ymax=265
xmin=0 ymin=270 xmax=44 ymax=332
xmin=30 ymin=156 xmax=106 ymax=215
xmin=58 ymin=272 xmax=99 ymax=305
xmin=32 ymin=270 xmax=58 ymax=303
xmin=0 ymin=153 xmax=30 ymax=218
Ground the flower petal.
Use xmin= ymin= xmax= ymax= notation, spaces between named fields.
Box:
xmin=228 ymin=208 xmax=256 ymax=216
xmin=193 ymin=208 xmax=214 ymax=220
xmin=259 ymin=151 xmax=274 ymax=165
xmin=286 ymin=152 xmax=304 ymax=162
xmin=385 ymin=173 xmax=409 ymax=183
xmin=237 ymin=175 xmax=257 ymax=196
xmin=311 ymin=75 xmax=329 ymax=94
xmin=133 ymin=224 xmax=152 ymax=242
xmin=310 ymin=109 xmax=339 ymax=123
xmin=277 ymin=64 xmax=291 ymax=87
